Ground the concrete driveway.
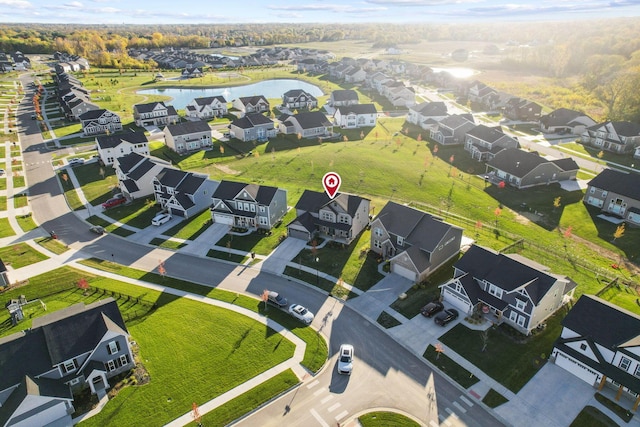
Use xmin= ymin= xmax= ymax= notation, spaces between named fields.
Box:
xmin=496 ymin=363 xmax=594 ymax=427
xmin=258 ymin=237 xmax=307 ymax=274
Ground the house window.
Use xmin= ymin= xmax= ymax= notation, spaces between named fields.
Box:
xmin=580 ymin=343 xmax=587 ymax=351
xmin=119 ymin=354 xmax=129 ymax=366
xmin=488 ymin=284 xmax=503 ymax=299
xmin=509 ymin=311 xmax=518 ymax=322
xmin=374 ymin=227 xmax=383 ymax=237
xmin=397 ymin=236 xmax=404 ymax=246
xmin=601 ymin=191 xmax=607 ymax=197
xmin=69 ymin=378 xmax=81 ymax=386
xmin=250 ymin=204 xmax=256 ymax=212
xmin=259 ymin=206 xmax=266 ymax=213
xmin=517 ymin=315 xmax=526 ymax=327
xmin=106 ymin=360 xmax=116 ymax=372
xmin=63 ymin=359 xmax=77 ymax=373
xmin=619 ymin=356 xmax=631 ymax=371
xmin=107 ymin=340 xmax=121 ymax=355
xmin=258 ymin=217 xmax=268 ymax=226
xmin=634 ymin=365 xmax=640 ymax=378
xmin=515 ymin=299 xmax=526 ymax=311
xmin=373 ymin=240 xmax=382 ymax=249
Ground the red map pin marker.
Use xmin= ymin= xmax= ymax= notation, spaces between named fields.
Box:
xmin=322 ymin=172 xmax=341 ymax=199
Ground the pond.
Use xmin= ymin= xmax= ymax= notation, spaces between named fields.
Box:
xmin=138 ymin=79 xmax=323 ymax=110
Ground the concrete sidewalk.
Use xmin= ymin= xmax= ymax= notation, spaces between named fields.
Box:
xmin=257 ymin=237 xmax=307 ymax=274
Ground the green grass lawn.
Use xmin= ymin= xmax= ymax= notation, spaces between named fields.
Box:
xmin=12 ymin=176 xmax=25 ymax=188
xmin=0 ymin=196 xmax=6 ymax=210
xmin=16 ymin=214 xmax=38 ymax=232
xmin=149 ymin=237 xmax=187 ymax=250
xmin=570 ymin=406 xmax=618 ymax=427
xmin=438 ymin=306 xmax=568 ymax=392
xmin=72 ymin=162 xmax=118 ymax=206
xmin=0 ymin=242 xmax=48 ymax=269
xmin=13 ymin=193 xmax=27 ymax=208
xmin=0 ymin=217 xmax=15 ymax=238
xmin=101 ymin=198 xmax=159 ymax=229
xmin=283 ymin=266 xmax=358 ymax=300
xmin=206 ymin=248 xmax=248 ymax=264
xmin=52 ymin=122 xmax=82 ymax=137
xmin=377 ymin=311 xmax=402 ymax=328
xmin=359 ymin=411 xmax=421 ymax=427
xmin=163 ymin=208 xmax=211 ymax=241
xmin=423 ymin=344 xmax=480 ymax=389
xmin=35 ymin=237 xmax=70 ymax=254
xmin=57 ymin=170 xmax=84 ymax=210
xmin=482 ymin=389 xmax=509 ymax=408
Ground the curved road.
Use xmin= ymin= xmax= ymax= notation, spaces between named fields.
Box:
xmin=18 ymin=74 xmax=504 ymax=427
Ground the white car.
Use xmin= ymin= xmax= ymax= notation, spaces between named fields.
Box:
xmin=151 ymin=213 xmax=171 ymax=226
xmin=337 ymin=344 xmax=354 ymax=375
xmin=288 ymin=304 xmax=314 ymax=325
xmin=68 ymin=157 xmax=85 ymax=166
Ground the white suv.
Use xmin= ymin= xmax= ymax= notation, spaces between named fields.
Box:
xmin=151 ymin=213 xmax=171 ymax=226
xmin=337 ymin=344 xmax=354 ymax=375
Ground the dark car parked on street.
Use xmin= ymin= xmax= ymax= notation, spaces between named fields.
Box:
xmin=434 ymin=308 xmax=459 ymax=326
xmin=421 ymin=301 xmax=444 ymax=317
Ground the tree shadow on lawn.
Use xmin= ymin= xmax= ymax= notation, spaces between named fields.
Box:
xmin=485 ymin=184 xmax=584 ymax=231
xmin=584 ymin=204 xmax=640 ymax=263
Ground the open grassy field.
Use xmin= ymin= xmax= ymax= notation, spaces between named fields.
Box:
xmin=0 ymin=243 xmax=48 ymax=269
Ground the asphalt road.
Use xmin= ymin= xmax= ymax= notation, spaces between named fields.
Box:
xmin=17 ymin=73 xmax=505 ymax=427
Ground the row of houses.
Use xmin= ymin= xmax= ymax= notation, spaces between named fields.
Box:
xmin=0 ymin=51 xmax=31 ymax=72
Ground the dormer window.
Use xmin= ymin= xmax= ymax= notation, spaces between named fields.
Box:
xmin=397 ymin=236 xmax=404 ymax=246
xmin=515 ymin=299 xmax=526 ymax=311
xmin=62 ymin=359 xmax=78 ymax=373
xmin=107 ymin=340 xmax=121 ymax=355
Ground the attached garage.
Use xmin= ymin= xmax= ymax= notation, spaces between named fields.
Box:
xmin=391 ymin=263 xmax=417 ymax=282
xmin=169 ymin=207 xmax=186 ymax=217
xmin=442 ymin=287 xmax=473 ymax=314
xmin=213 ymin=213 xmax=234 ymax=225
xmin=554 ymin=351 xmax=600 ymax=386
xmin=288 ymin=226 xmax=310 ymax=241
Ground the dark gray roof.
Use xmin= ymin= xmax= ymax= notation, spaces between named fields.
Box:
xmin=128 ymin=158 xmax=157 ymax=181
xmin=116 ymin=152 xmax=145 ymax=174
xmin=411 ymin=101 xmax=447 ymax=116
xmin=295 ymin=190 xmax=367 ymax=217
xmin=331 ymin=90 xmax=359 ymax=102
xmin=562 ymin=295 xmax=640 ymax=349
xmin=176 ymin=174 xmax=206 ymax=195
xmin=0 ymin=375 xmax=73 ymax=426
xmin=439 ymin=114 xmax=474 ymax=129
xmin=540 ymin=108 xmax=593 ymax=127
xmin=587 ymin=169 xmax=640 ymax=201
xmin=96 ymin=131 xmax=148 ymax=149
xmin=193 ymin=96 xmax=226 ymax=106
xmin=134 ymin=101 xmax=170 ymax=113
xmin=213 ymin=180 xmax=279 ymax=205
xmin=290 ymin=111 xmax=331 ymax=130
xmin=455 ymin=245 xmax=557 ymax=305
xmin=79 ymin=109 xmax=114 ymax=121
xmin=487 ymin=148 xmax=579 ymax=177
xmin=231 ymin=113 xmax=273 ymax=129
xmin=283 ymin=89 xmax=316 ymax=100
xmin=586 ymin=121 xmax=640 ymax=137
xmin=237 ymin=95 xmax=268 ymax=106
xmin=466 ymin=124 xmax=505 ymax=142
xmin=155 ymin=167 xmax=188 ymax=188
xmin=335 ymin=104 xmax=377 ymax=115
xmin=165 ymin=120 xmax=211 ymax=136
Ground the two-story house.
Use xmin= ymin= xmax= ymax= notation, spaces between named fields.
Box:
xmin=114 ymin=153 xmax=171 ymax=200
xmin=551 ymin=295 xmax=640 ymax=410
xmin=96 ymin=131 xmax=149 ymax=166
xmin=581 ymin=121 xmax=640 ymax=154
xmin=210 ymin=180 xmax=287 ymax=230
xmin=231 ymin=96 xmax=270 ymax=116
xmin=344 ymin=67 xmax=367 ymax=83
xmin=486 ymin=148 xmax=579 ymax=189
xmin=229 ymin=113 xmax=277 ymax=142
xmin=0 ymin=299 xmax=134 ymax=427
xmin=430 ymin=114 xmax=476 ymax=146
xmin=281 ymin=89 xmax=318 ymax=110
xmin=407 ymin=102 xmax=448 ymax=130
xmin=464 ymin=124 xmax=520 ymax=161
xmin=333 ymin=104 xmax=378 ymax=129
xmin=287 ymin=190 xmax=370 ymax=244
xmin=329 ymin=90 xmax=359 ymax=107
xmin=440 ymin=244 xmax=577 ymax=335
xmin=78 ymin=109 xmax=123 ymax=136
xmin=133 ymin=101 xmax=179 ymax=127
xmin=163 ymin=121 xmax=213 ymax=153
xmin=503 ymin=97 xmax=542 ymax=122
xmin=278 ymin=111 xmax=333 ymax=138
xmin=467 ymin=81 xmax=497 ymax=106
xmin=152 ymin=168 xmax=219 ymax=218
xmin=584 ymin=168 xmax=640 ymax=226
xmin=370 ymin=202 xmax=463 ymax=283
xmin=185 ymin=96 xmax=228 ymax=120
xmin=539 ymin=108 xmax=596 ymax=135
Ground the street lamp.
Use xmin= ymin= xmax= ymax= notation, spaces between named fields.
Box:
xmin=315 ymin=257 xmax=320 ymax=285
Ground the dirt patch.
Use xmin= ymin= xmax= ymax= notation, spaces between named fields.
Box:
xmin=514 ymin=213 xmax=531 ymax=225
xmin=214 ymin=164 xmax=240 ymax=175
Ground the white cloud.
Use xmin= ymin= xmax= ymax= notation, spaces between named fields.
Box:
xmin=0 ymin=0 xmax=32 ymax=9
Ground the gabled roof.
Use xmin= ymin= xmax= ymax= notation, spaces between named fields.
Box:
xmin=283 ymin=89 xmax=316 ymax=100
xmin=78 ymin=109 xmax=116 ymax=121
xmin=586 ymin=121 xmax=640 ymax=138
xmin=237 ymin=95 xmax=268 ymax=106
xmin=410 ymin=101 xmax=447 ymax=116
xmin=454 ymin=245 xmax=558 ymax=305
xmin=164 ymin=120 xmax=211 ymax=136
xmin=331 ymin=89 xmax=359 ymax=102
xmin=231 ymin=113 xmax=274 ymax=129
xmin=213 ymin=180 xmax=280 ymax=205
xmin=562 ymin=295 xmax=640 ymax=349
xmin=96 ymin=131 xmax=148 ymax=149
xmin=155 ymin=167 xmax=188 ymax=188
xmin=134 ymin=101 xmax=169 ymax=113
xmin=438 ymin=114 xmax=474 ymax=129
xmin=193 ymin=96 xmax=226 ymax=106
xmin=466 ymin=124 xmax=505 ymax=142
xmin=335 ymin=104 xmax=377 ymax=115
xmin=116 ymin=152 xmax=145 ymax=174
xmin=487 ymin=148 xmax=579 ymax=177
xmin=295 ymin=189 xmax=368 ymax=217
xmin=587 ymin=169 xmax=640 ymax=201
xmin=175 ymin=174 xmax=206 ymax=195
xmin=540 ymin=108 xmax=593 ymax=127
xmin=288 ymin=111 xmax=331 ymax=130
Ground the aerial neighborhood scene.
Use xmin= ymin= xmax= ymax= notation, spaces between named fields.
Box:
xmin=2 ymin=1 xmax=640 ymax=426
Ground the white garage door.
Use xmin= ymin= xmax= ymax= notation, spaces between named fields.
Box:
xmin=288 ymin=227 xmax=310 ymax=241
xmin=442 ymin=287 xmax=472 ymax=314
xmin=391 ymin=263 xmax=417 ymax=281
xmin=555 ymin=352 xmax=599 ymax=386
xmin=213 ymin=214 xmax=234 ymax=225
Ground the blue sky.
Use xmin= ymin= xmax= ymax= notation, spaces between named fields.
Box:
xmin=2 ymin=0 xmax=640 ymax=24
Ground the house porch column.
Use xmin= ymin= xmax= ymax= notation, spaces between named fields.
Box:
xmin=633 ymin=396 xmax=640 ymax=411
xmin=616 ymin=385 xmax=624 ymax=401
xmin=597 ymin=376 xmax=607 ymax=390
